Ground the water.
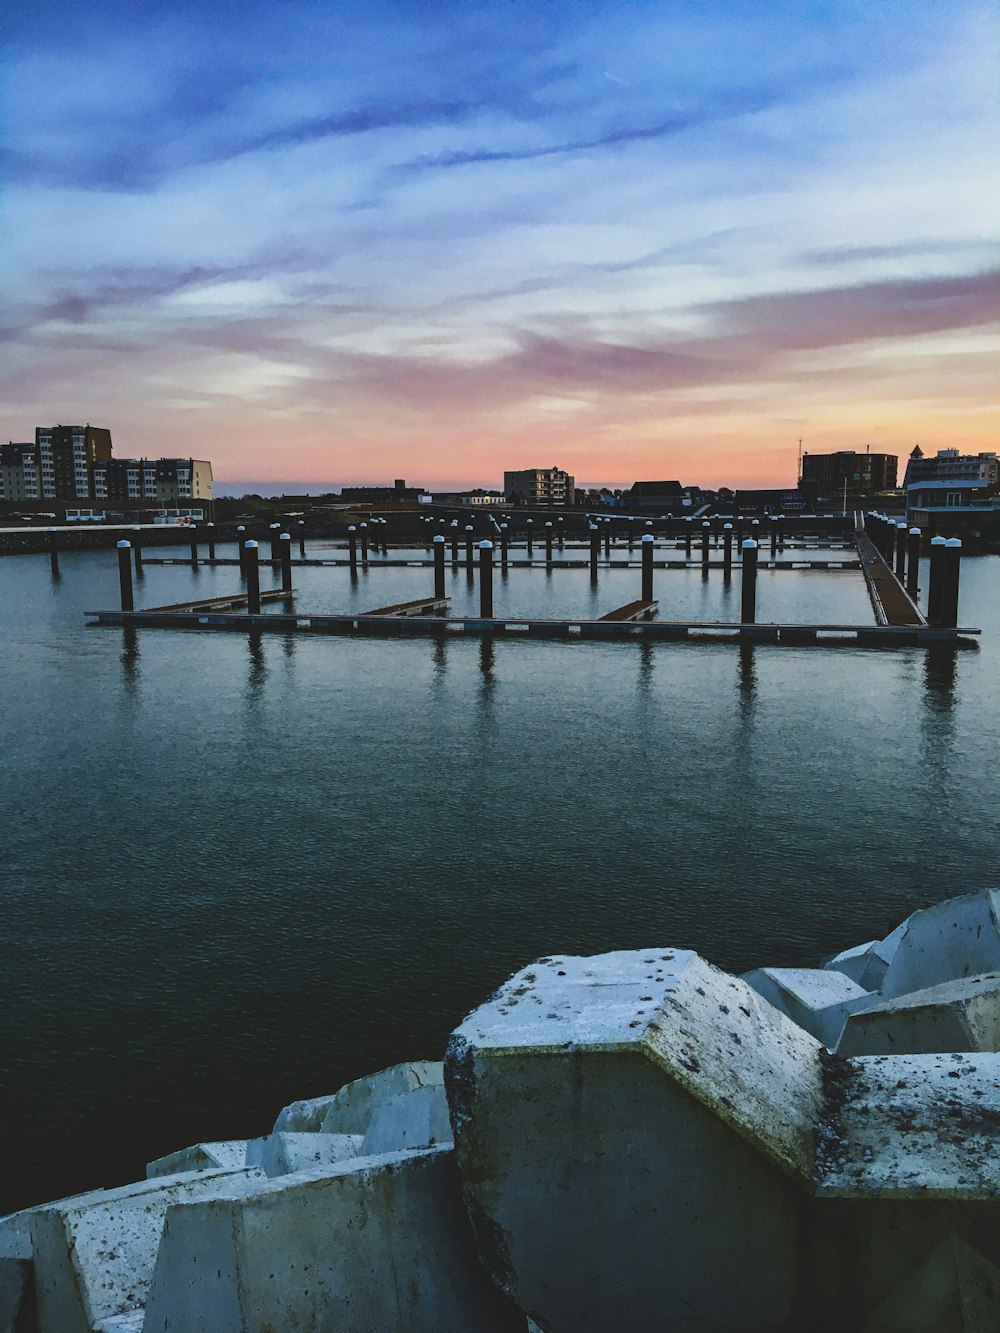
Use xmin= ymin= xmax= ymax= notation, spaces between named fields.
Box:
xmin=1 ymin=545 xmax=997 ymax=1213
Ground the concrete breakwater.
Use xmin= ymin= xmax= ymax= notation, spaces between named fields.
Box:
xmin=3 ymin=890 xmax=1000 ymax=1331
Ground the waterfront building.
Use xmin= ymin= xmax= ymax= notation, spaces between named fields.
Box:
xmin=0 ymin=443 xmax=41 ymax=502
xmin=339 ymin=479 xmax=424 ymax=503
xmin=35 ymin=425 xmax=113 ymax=501
xmin=504 ymin=466 xmax=575 ymax=506
xmin=799 ymin=450 xmax=897 ymax=506
xmin=904 ymin=447 xmax=1000 ymax=531
xmin=92 ymin=458 xmax=213 ymax=508
xmin=903 ymin=445 xmax=999 ymax=489
xmin=622 ymin=480 xmax=687 ymax=511
xmin=431 ymin=490 xmax=505 ymax=507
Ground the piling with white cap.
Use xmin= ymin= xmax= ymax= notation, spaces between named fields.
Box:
xmin=433 ymin=535 xmax=446 ymax=599
xmin=545 ymin=521 xmax=553 ymax=565
xmin=348 ymin=525 xmax=358 ymax=574
xmin=465 ymin=524 xmax=475 ymax=571
xmin=117 ymin=540 xmax=133 ymax=611
xmin=770 ymin=517 xmax=778 ymax=559
xmin=269 ymin=522 xmax=281 ymax=564
xmin=526 ymin=517 xmax=533 ymax=558
xmin=450 ymin=519 xmax=459 ymax=565
xmin=557 ymin=516 xmax=564 ymax=548
xmin=297 ymin=519 xmax=306 ymax=559
xmin=500 ymin=523 xmax=509 ymax=569
xmin=237 ymin=525 xmax=247 ymax=576
xmin=47 ymin=527 xmax=59 ymax=578
xmin=479 ymin=540 xmax=494 ymax=616
xmin=189 ymin=527 xmax=199 ymax=569
xmin=279 ymin=533 xmax=293 ymax=591
xmin=359 ymin=522 xmax=369 ymax=564
xmin=894 ymin=522 xmax=907 ymax=581
xmin=941 ymin=538 xmax=962 ymax=629
xmin=603 ymin=517 xmax=611 ymax=557
xmin=684 ymin=518 xmax=692 ymax=559
xmin=927 ymin=536 xmax=947 ymax=625
xmin=906 ymin=527 xmax=921 ymax=595
xmin=244 ymin=540 xmax=260 ymax=614
xmin=741 ymin=539 xmax=758 ymax=625
xmin=641 ymin=533 xmax=655 ymax=602
xmin=701 ymin=521 xmax=711 ymax=569
xmin=723 ymin=523 xmax=733 ymax=577
xmin=589 ymin=524 xmax=599 ymax=581
xmin=130 ymin=524 xmax=143 ymax=575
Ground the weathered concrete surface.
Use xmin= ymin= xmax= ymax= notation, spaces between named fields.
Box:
xmin=319 ymin=1060 xmax=443 ymax=1135
xmin=880 ymin=892 xmax=1000 ymax=999
xmin=743 ymin=967 xmax=872 ymax=1049
xmin=361 ymin=1082 xmax=452 ymax=1154
xmin=838 ymin=975 xmax=1000 ymax=1056
xmin=817 ymin=1052 xmax=1000 ymax=1200
xmin=0 ymin=1258 xmax=34 ymax=1333
xmin=447 ymin=949 xmax=824 ymax=1330
xmin=824 ymin=940 xmax=880 ymax=987
xmin=245 ymin=1130 xmax=363 ymax=1177
xmin=858 ymin=922 xmax=908 ymax=992
xmin=0 ymin=1189 xmax=108 ymax=1261
xmin=273 ymin=1092 xmax=341 ymax=1133
xmin=31 ymin=1166 xmax=264 ymax=1333
xmin=145 ymin=1139 xmax=248 ymax=1178
xmin=142 ymin=1148 xmax=523 ymax=1332
xmin=859 ymin=1230 xmax=1000 ymax=1332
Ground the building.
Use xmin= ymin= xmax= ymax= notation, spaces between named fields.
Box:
xmin=503 ymin=466 xmax=575 ymax=506
xmin=903 ymin=447 xmax=1000 ymax=528
xmin=621 ymin=480 xmax=687 ymax=511
xmin=0 ymin=443 xmax=41 ymax=502
xmin=339 ymin=480 xmax=423 ymax=503
xmin=799 ymin=450 xmax=897 ymax=506
xmin=92 ymin=458 xmax=213 ymax=508
xmin=732 ymin=488 xmax=806 ymax=514
xmin=35 ymin=425 xmax=113 ymax=501
xmin=430 ymin=490 xmax=505 ymax=507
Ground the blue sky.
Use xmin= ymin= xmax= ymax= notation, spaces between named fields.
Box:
xmin=1 ymin=0 xmax=996 ymax=488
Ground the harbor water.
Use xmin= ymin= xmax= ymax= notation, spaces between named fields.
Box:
xmin=0 ymin=545 xmax=997 ymax=1213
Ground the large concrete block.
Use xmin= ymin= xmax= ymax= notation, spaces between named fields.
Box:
xmin=880 ymin=891 xmax=1000 ymax=999
xmin=838 ymin=974 xmax=1000 ymax=1055
xmin=31 ymin=1166 xmax=264 ymax=1333
xmin=142 ymin=1148 xmax=523 ymax=1332
xmin=447 ymin=949 xmax=824 ymax=1331
xmin=245 ymin=1131 xmax=363 ymax=1177
xmin=360 ymin=1082 xmax=452 ymax=1154
xmin=273 ymin=1092 xmax=340 ymax=1133
xmin=824 ymin=940 xmax=880 ymax=986
xmin=743 ymin=967 xmax=873 ymax=1049
xmin=0 ymin=1258 xmax=34 ymax=1333
xmin=857 ymin=921 xmax=908 ymax=992
xmin=0 ymin=1189 xmax=108 ymax=1261
xmin=319 ymin=1060 xmax=443 ymax=1135
xmin=145 ymin=1140 xmax=248 ymax=1178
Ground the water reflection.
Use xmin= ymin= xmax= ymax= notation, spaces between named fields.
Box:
xmin=478 ymin=637 xmax=496 ymax=711
xmin=738 ymin=643 xmax=757 ymax=718
xmin=120 ymin=625 xmax=140 ymax=689
xmin=246 ymin=631 xmax=267 ymax=701
xmin=924 ymin=645 xmax=958 ymax=708
xmin=431 ymin=633 xmax=448 ymax=691
xmin=637 ymin=639 xmax=654 ymax=693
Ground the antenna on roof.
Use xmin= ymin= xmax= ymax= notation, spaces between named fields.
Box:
xmin=797 ymin=437 xmax=803 ymax=485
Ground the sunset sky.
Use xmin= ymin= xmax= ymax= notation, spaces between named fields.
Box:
xmin=2 ymin=0 xmax=997 ymax=491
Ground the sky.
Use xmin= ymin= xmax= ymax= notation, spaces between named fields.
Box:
xmin=1 ymin=0 xmax=997 ymax=491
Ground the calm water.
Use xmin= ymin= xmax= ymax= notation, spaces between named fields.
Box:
xmin=1 ymin=545 xmax=997 ymax=1213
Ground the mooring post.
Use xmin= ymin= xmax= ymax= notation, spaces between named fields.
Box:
xmin=603 ymin=518 xmax=611 ymax=557
xmin=884 ymin=520 xmax=896 ymax=569
xmin=433 ymin=534 xmax=446 ymax=600
xmin=117 ymin=539 xmax=134 ymax=612
xmin=348 ymin=525 xmax=358 ymax=574
xmin=269 ymin=522 xmax=281 ymax=564
xmin=545 ymin=521 xmax=553 ymax=566
xmin=189 ymin=529 xmax=199 ymax=568
xmin=450 ymin=520 xmax=459 ymax=565
xmin=770 ymin=518 xmax=778 ymax=558
xmin=665 ymin=513 xmax=673 ymax=540
xmin=640 ymin=533 xmax=654 ymax=602
xmin=723 ymin=523 xmax=733 ymax=576
xmin=701 ymin=521 xmax=710 ymax=570
xmin=558 ymin=516 xmax=564 ymax=548
xmin=279 ymin=533 xmax=293 ymax=592
xmin=894 ymin=522 xmax=907 ymax=581
xmin=684 ymin=519 xmax=692 ymax=559
xmin=589 ymin=524 xmax=599 ymax=581
xmin=741 ymin=539 xmax=758 ymax=626
xmin=205 ymin=523 xmax=216 ymax=561
xmin=778 ymin=515 xmax=786 ymax=551
xmin=627 ymin=520 xmax=634 ymax=552
xmin=500 ymin=523 xmax=509 ymax=569
xmin=381 ymin=519 xmax=390 ymax=557
xmin=298 ymin=520 xmax=306 ymax=559
xmin=47 ymin=527 xmax=59 ymax=577
xmin=237 ymin=526 xmax=247 ymax=576
xmin=926 ymin=536 xmax=946 ymax=625
xmin=526 ymin=518 xmax=533 ymax=558
xmin=359 ymin=522 xmax=369 ymax=565
xmin=479 ymin=540 xmax=494 ymax=617
xmin=906 ymin=527 xmax=921 ymax=594
xmin=131 ymin=525 xmax=143 ymax=575
xmin=940 ymin=538 xmax=962 ymax=629
xmin=465 ymin=524 xmax=475 ymax=571
xmin=244 ymin=540 xmax=261 ymax=615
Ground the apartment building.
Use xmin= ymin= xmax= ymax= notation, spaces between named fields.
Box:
xmin=799 ymin=450 xmax=897 ymax=505
xmin=0 ymin=443 xmax=41 ymax=502
xmin=35 ymin=425 xmax=113 ymax=501
xmin=503 ymin=466 xmax=575 ymax=506
xmin=92 ymin=458 xmax=214 ymax=507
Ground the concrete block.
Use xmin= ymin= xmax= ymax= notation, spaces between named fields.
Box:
xmin=95 ymin=1315 xmax=145 ymax=1333
xmin=31 ymin=1166 xmax=264 ymax=1333
xmin=880 ymin=891 xmax=1000 ymax=999
xmin=743 ymin=967 xmax=873 ymax=1049
xmin=142 ymin=1148 xmax=524 ymax=1332
xmin=245 ymin=1131 xmax=363 ymax=1177
xmin=447 ymin=949 xmax=824 ymax=1331
xmin=0 ymin=1258 xmax=34 ymax=1333
xmin=857 ymin=921 xmax=908 ymax=992
xmin=361 ymin=1082 xmax=452 ymax=1154
xmin=824 ymin=940 xmax=880 ymax=986
xmin=273 ymin=1092 xmax=340 ymax=1133
xmin=0 ymin=1188 xmax=109 ymax=1261
xmin=319 ymin=1060 xmax=443 ymax=1135
xmin=836 ymin=974 xmax=1000 ymax=1055
xmin=145 ymin=1140 xmax=248 ymax=1178
xmin=859 ymin=1232 xmax=1000 ymax=1333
